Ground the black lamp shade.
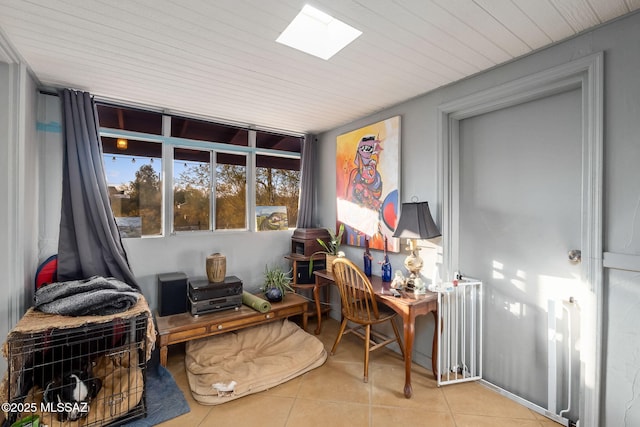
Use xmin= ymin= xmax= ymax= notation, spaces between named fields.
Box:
xmin=392 ymin=202 xmax=441 ymax=240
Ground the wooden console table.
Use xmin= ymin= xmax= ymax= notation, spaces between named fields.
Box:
xmin=313 ymin=270 xmax=438 ymax=399
xmin=155 ymin=293 xmax=308 ymax=367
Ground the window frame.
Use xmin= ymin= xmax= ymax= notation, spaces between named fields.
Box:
xmin=171 ymin=145 xmax=215 ymax=233
xmin=99 ymin=113 xmax=302 ymax=237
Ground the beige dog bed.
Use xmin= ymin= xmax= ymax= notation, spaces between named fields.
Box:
xmin=186 ymin=319 xmax=327 ymax=405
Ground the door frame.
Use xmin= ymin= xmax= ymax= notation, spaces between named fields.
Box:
xmin=437 ymin=52 xmax=603 ymax=426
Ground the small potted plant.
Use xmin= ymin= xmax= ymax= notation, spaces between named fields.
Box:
xmin=261 ymin=265 xmax=294 ymax=302
xmin=309 ymin=223 xmax=345 ymax=274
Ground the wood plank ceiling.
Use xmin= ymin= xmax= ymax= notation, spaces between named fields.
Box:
xmin=0 ymin=0 xmax=637 ymax=134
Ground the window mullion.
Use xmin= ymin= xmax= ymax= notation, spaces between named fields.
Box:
xmin=211 ymin=150 xmax=216 ymax=231
xmin=162 ymin=114 xmax=173 ymax=236
xmin=248 ymin=130 xmax=257 ymax=232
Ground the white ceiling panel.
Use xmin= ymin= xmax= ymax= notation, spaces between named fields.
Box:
xmin=588 ymin=0 xmax=631 ymax=21
xmin=433 ymin=0 xmax=531 ymax=58
xmin=511 ymin=0 xmax=576 ymax=43
xmin=549 ymin=0 xmax=601 ymax=31
xmin=0 ymin=0 xmax=637 ymax=134
xmin=474 ymin=0 xmax=554 ymax=50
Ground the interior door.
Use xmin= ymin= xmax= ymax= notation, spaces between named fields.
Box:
xmin=457 ymin=88 xmax=582 ymax=421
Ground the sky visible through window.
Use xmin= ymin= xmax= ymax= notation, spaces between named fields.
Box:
xmin=104 ymin=154 xmax=165 ymax=187
xmin=105 ymin=155 xmax=202 ymax=187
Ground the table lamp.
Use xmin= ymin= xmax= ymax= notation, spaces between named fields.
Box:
xmin=392 ymin=201 xmax=441 ymax=289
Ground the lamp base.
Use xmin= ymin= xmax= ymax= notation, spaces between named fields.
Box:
xmin=404 ymin=270 xmax=427 ymax=294
xmin=404 ymin=251 xmax=423 ymax=276
xmin=402 ymin=271 xmax=418 ymax=292
xmin=413 ymin=287 xmax=428 ymax=295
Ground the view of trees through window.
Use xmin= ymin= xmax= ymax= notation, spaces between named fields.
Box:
xmin=174 ymin=149 xmax=211 ymax=231
xmin=216 ymin=155 xmax=247 ymax=230
xmin=98 ymin=105 xmax=301 ymax=237
xmin=256 ymin=162 xmax=300 ymax=230
xmin=173 ymin=150 xmax=248 ymax=231
xmin=103 ymin=138 xmax=162 ymax=237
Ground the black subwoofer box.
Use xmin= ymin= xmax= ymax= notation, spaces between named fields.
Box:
xmin=157 ymin=272 xmax=188 ymax=316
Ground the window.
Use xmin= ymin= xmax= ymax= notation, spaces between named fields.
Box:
xmin=256 ymin=131 xmax=301 ymax=152
xmin=97 ymin=104 xmax=163 ymax=135
xmin=255 ymin=131 xmax=301 ymax=230
xmin=102 ymin=137 xmax=163 ymax=237
xmin=256 ymin=155 xmax=300 ymax=230
xmin=172 ymin=149 xmax=248 ymax=231
xmin=216 ymin=153 xmax=247 ymax=230
xmin=173 ymin=148 xmax=211 ymax=231
xmin=98 ymin=104 xmax=300 ymax=237
xmin=171 ymin=117 xmax=248 ymax=146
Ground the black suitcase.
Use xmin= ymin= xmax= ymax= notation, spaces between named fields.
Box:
xmin=188 ymin=275 xmax=243 ymax=301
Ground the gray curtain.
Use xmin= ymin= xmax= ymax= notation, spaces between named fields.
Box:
xmin=57 ymin=89 xmax=139 ymax=289
xmin=296 ymin=133 xmax=316 ymax=228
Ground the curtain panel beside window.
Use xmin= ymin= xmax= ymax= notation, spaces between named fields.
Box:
xmin=296 ymin=134 xmax=316 ymax=228
xmin=57 ymin=89 xmax=139 ymax=289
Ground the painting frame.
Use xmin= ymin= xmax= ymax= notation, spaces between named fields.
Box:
xmin=336 ymin=116 xmax=401 ymax=252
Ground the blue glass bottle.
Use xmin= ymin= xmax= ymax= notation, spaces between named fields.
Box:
xmin=381 ymin=236 xmax=392 ymax=282
xmin=363 ymin=238 xmax=372 ymax=277
xmin=381 ymin=258 xmax=392 ymax=282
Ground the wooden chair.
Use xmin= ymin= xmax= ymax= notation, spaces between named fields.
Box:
xmin=330 ymin=257 xmax=405 ymax=382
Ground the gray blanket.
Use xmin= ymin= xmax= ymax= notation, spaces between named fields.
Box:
xmin=34 ymin=275 xmax=140 ymax=316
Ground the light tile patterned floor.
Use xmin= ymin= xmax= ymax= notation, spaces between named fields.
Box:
xmin=159 ymin=317 xmax=561 ymax=427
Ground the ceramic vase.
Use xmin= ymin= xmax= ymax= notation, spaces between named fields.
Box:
xmin=264 ymin=287 xmax=283 ymax=302
xmin=206 ymin=253 xmax=226 ymax=282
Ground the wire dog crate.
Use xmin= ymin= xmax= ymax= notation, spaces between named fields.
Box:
xmin=2 ymin=311 xmax=149 ymax=427
xmin=436 ymin=277 xmax=483 ymax=386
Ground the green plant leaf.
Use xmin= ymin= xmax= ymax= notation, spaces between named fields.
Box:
xmin=261 ymin=264 xmax=294 ymax=295
xmin=308 ymin=223 xmax=345 ymax=275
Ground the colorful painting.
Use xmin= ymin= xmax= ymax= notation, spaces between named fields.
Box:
xmin=256 ymin=206 xmax=289 ymax=231
xmin=336 ymin=116 xmax=400 ymax=252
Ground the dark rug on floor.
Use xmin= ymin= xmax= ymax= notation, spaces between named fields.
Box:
xmin=123 ymin=362 xmax=190 ymax=426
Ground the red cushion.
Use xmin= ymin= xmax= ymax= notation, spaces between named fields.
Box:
xmin=35 ymin=254 xmax=58 ymax=290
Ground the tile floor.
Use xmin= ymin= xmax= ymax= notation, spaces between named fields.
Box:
xmin=159 ymin=317 xmax=561 ymax=427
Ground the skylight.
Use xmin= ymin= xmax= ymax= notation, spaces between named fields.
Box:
xmin=276 ymin=5 xmax=362 ymax=60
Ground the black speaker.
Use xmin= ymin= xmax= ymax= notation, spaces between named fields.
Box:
xmin=295 ymin=258 xmax=326 ymax=284
xmin=157 ymin=272 xmax=188 ymax=316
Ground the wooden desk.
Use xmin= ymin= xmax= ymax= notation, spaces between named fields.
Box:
xmin=312 ymin=269 xmax=335 ymax=335
xmin=313 ymin=270 xmax=438 ymax=399
xmin=155 ymin=293 xmax=308 ymax=367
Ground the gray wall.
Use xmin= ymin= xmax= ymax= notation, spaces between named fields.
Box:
xmin=23 ymin=64 xmax=38 ymax=311
xmin=0 ymin=61 xmax=11 ymax=376
xmin=0 ymin=61 xmax=39 ymax=374
xmin=316 ymin=12 xmax=640 ymax=427
xmin=122 ymin=229 xmax=294 ymax=310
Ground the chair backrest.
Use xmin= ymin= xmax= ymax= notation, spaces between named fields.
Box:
xmin=332 ymin=258 xmax=382 ymax=322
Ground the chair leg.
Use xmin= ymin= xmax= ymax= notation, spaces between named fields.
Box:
xmin=363 ymin=324 xmax=371 ymax=383
xmin=330 ymin=318 xmax=349 ymax=356
xmin=389 ymin=318 xmax=405 ymax=359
